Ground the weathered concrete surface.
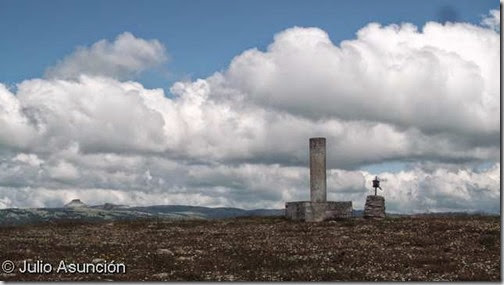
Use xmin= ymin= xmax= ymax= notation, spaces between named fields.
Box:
xmin=285 ymin=201 xmax=352 ymax=222
xmin=364 ymin=195 xmax=386 ymax=219
xmin=325 ymin=201 xmax=353 ymax=219
xmin=310 ymin=138 xmax=326 ymax=203
xmin=285 ymin=137 xmax=353 ymax=222
xmin=286 ymin=202 xmax=307 ymax=221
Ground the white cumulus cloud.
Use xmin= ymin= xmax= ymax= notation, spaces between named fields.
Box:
xmin=223 ymin=23 xmax=499 ymax=137
xmin=481 ymin=9 xmax=500 ymax=31
xmin=45 ymin=32 xmax=167 ymax=80
xmin=0 ymin=14 xmax=500 ymax=213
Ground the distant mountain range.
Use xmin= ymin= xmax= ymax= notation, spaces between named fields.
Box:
xmin=0 ymin=202 xmax=285 ymax=227
xmin=0 ymin=201 xmax=496 ymax=227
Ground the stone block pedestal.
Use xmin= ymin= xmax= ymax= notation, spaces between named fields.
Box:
xmin=364 ymin=195 xmax=385 ymax=218
xmin=285 ymin=201 xmax=352 ymax=222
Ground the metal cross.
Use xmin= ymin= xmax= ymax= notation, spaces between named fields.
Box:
xmin=372 ymin=176 xmax=382 ymax=196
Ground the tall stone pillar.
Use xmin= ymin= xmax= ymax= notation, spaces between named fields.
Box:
xmin=310 ymin=137 xmax=327 ymax=203
xmin=285 ymin=137 xmax=352 ymax=222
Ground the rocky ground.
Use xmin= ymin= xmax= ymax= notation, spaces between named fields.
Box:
xmin=0 ymin=215 xmax=500 ymax=281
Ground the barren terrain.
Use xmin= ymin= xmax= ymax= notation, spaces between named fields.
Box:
xmin=0 ymin=215 xmax=500 ymax=281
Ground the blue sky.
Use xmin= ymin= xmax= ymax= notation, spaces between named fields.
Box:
xmin=0 ymin=1 xmax=499 ymax=211
xmin=0 ymin=0 xmax=498 ymax=90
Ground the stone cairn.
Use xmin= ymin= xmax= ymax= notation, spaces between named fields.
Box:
xmin=364 ymin=195 xmax=385 ymax=218
xmin=363 ymin=176 xmax=386 ymax=218
xmin=285 ymin=137 xmax=352 ymax=222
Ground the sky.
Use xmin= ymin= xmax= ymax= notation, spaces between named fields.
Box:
xmin=0 ymin=0 xmax=500 ymax=213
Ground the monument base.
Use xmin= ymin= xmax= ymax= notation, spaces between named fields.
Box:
xmin=285 ymin=201 xmax=352 ymax=222
xmin=364 ymin=195 xmax=385 ymax=219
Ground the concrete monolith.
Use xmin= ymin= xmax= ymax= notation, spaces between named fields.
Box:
xmin=310 ymin=137 xmax=326 ymax=203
